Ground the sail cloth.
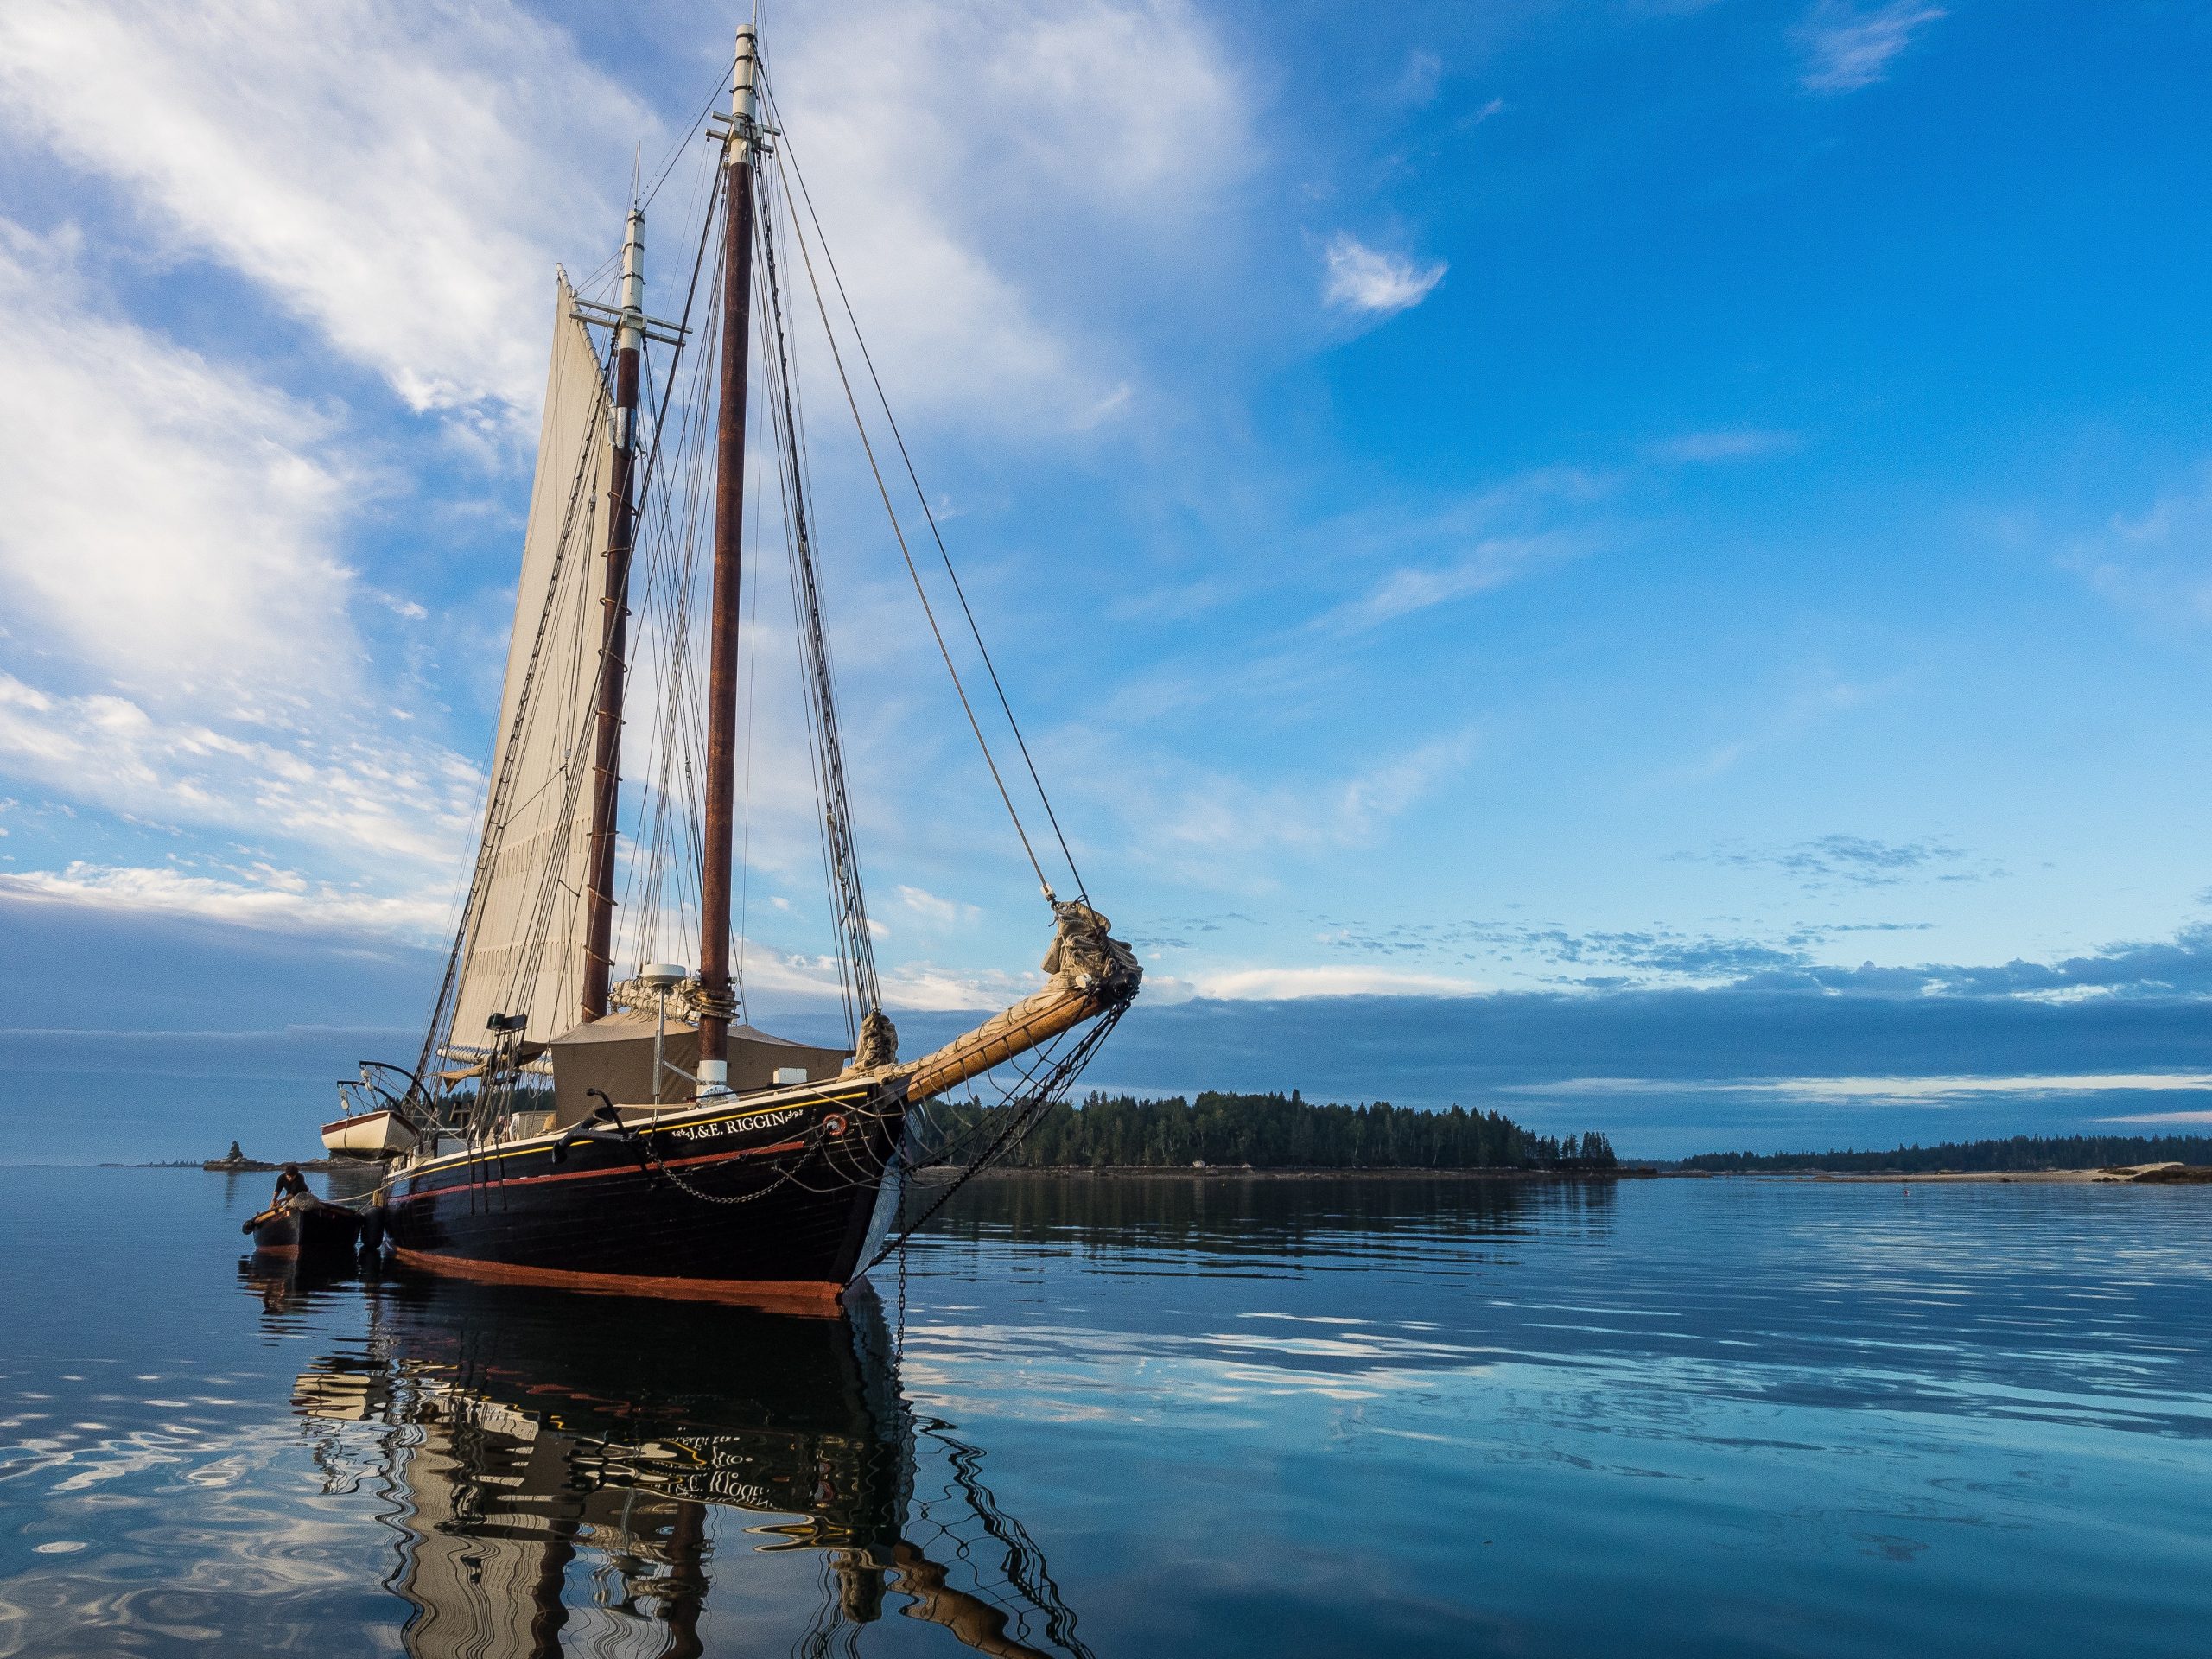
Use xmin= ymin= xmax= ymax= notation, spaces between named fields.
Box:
xmin=447 ymin=274 xmax=615 ymax=1054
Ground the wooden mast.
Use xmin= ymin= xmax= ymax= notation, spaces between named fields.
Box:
xmin=581 ymin=207 xmax=645 ymax=1022
xmin=697 ymin=23 xmax=762 ymax=1090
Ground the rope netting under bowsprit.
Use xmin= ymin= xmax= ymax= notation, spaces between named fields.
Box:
xmin=861 ymin=1003 xmax=1128 ymax=1272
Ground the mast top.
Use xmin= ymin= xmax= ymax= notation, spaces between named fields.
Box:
xmin=616 ymin=209 xmax=645 ymax=355
xmin=728 ymin=25 xmax=761 ymax=164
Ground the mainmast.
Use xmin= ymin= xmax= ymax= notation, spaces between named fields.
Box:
xmin=581 ymin=208 xmax=645 ymax=1022
xmin=697 ymin=23 xmax=762 ymax=1091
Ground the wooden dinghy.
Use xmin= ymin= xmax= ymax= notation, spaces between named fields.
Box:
xmin=242 ymin=1192 xmax=366 ymax=1259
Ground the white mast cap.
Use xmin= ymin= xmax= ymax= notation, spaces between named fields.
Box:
xmin=615 ymin=209 xmax=645 ymax=355
xmin=729 ymin=25 xmax=760 ymax=161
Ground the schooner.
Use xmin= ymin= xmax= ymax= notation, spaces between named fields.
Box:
xmin=321 ymin=22 xmax=1141 ymax=1306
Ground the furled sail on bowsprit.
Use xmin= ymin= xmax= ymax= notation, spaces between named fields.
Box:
xmin=445 ymin=274 xmax=614 ymax=1057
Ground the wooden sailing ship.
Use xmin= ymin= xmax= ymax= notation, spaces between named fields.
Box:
xmin=338 ymin=22 xmax=1139 ymax=1306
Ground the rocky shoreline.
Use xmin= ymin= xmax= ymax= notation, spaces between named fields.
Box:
xmin=200 ymin=1141 xmax=353 ymax=1173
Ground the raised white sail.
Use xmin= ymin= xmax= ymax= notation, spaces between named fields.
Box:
xmin=447 ymin=273 xmax=615 ymax=1055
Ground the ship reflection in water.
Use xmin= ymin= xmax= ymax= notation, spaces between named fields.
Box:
xmin=253 ymin=1262 xmax=1085 ymax=1658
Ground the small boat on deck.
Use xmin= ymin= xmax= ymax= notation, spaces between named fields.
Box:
xmin=320 ymin=1065 xmax=422 ymax=1158
xmin=320 ymin=1108 xmax=416 ymax=1158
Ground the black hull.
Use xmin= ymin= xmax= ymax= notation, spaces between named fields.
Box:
xmin=379 ymin=1080 xmax=907 ymax=1306
xmin=245 ymin=1199 xmax=363 ymax=1258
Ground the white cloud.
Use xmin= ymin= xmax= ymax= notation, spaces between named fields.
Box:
xmin=766 ymin=0 xmax=1249 ymax=429
xmin=0 ymin=862 xmax=452 ymax=937
xmin=1796 ymin=2 xmax=1946 ymax=95
xmin=895 ymin=883 xmax=977 ymax=927
xmin=0 ymin=222 xmax=356 ymax=706
xmin=1195 ymin=966 xmax=1485 ymax=1000
xmin=0 ymin=0 xmax=648 ymax=423
xmin=0 ymin=217 xmax=488 ymax=939
xmin=1321 ymin=232 xmax=1446 ymax=316
xmin=0 ymin=2 xmax=1252 ymax=440
xmin=880 ymin=959 xmax=1040 ymax=1012
xmin=0 ymin=674 xmax=480 ymax=874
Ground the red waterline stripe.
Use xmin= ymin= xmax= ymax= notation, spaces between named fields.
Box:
xmin=390 ymin=1248 xmax=845 ymax=1314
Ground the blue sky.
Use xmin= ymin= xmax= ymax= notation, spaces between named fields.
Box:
xmin=5 ymin=0 xmax=2212 ymax=1161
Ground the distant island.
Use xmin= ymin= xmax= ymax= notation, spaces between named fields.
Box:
xmin=1681 ymin=1132 xmax=2212 ymax=1174
xmin=929 ymin=1091 xmax=1618 ymax=1172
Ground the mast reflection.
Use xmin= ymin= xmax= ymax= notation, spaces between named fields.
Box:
xmin=289 ymin=1276 xmax=1088 ymax=1658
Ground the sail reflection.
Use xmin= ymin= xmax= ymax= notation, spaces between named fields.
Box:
xmin=289 ymin=1277 xmax=1088 ymax=1658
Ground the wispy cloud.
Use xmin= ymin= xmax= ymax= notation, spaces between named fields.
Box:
xmin=1312 ymin=915 xmax=1833 ymax=988
xmin=1398 ymin=48 xmax=1445 ymax=106
xmin=1321 ymin=232 xmax=1446 ymax=316
xmin=1688 ymin=832 xmax=1980 ymax=890
xmin=1315 ymin=466 xmax=1612 ymax=635
xmin=1195 ymin=966 xmax=1486 ymax=1001
xmin=1663 ymin=669 xmax=1903 ymax=782
xmin=1648 ymin=429 xmax=1802 ymax=463
xmin=1330 ymin=533 xmax=1584 ymax=630
xmin=0 ymin=219 xmax=491 ymax=922
xmin=0 ymin=674 xmax=480 ymax=873
xmin=0 ymin=222 xmax=357 ymax=706
xmin=0 ymin=862 xmax=451 ymax=937
xmin=894 ymin=883 xmax=979 ymax=928
xmin=1060 ymin=726 xmax=1478 ymax=894
xmin=0 ymin=0 xmax=649 ymax=425
xmin=1795 ymin=2 xmax=1947 ymax=95
xmin=2063 ymin=461 xmax=2212 ymax=627
xmin=0 ymin=0 xmax=1251 ymax=439
xmin=768 ymin=0 xmax=1250 ymax=429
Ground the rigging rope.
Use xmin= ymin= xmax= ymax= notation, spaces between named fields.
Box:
xmin=640 ymin=66 xmax=736 ymax=213
xmin=859 ymin=1003 xmax=1128 ymax=1274
xmin=754 ymin=160 xmax=879 ymax=1025
xmin=763 ymin=78 xmax=1089 ymax=906
xmin=755 ymin=81 xmax=1061 ymax=906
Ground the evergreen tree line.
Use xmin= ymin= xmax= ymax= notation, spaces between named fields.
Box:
xmin=926 ymin=1090 xmax=1618 ymax=1171
xmin=1680 ymin=1133 xmax=2212 ymax=1173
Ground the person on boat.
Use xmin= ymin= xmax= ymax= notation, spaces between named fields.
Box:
xmin=272 ymin=1164 xmax=311 ymax=1207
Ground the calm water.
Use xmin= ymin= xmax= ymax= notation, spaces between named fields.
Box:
xmin=1 ymin=1167 xmax=2209 ymax=1656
